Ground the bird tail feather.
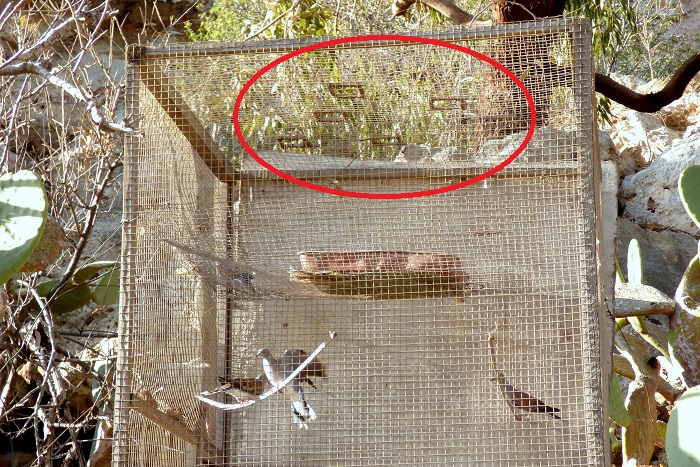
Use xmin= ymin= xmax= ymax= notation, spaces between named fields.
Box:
xmin=290 ymin=387 xmax=316 ymax=429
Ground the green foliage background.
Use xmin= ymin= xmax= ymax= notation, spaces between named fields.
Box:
xmin=188 ymin=0 xmax=696 ymax=82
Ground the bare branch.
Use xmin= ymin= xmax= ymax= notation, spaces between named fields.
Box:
xmin=0 ymin=61 xmax=134 ymax=133
xmin=0 ymin=1 xmax=113 ymax=67
xmin=56 ymin=329 xmax=118 ymax=339
xmin=0 ymin=371 xmax=14 ymax=417
xmin=17 ymin=281 xmax=66 ymax=406
xmin=0 ymin=73 xmax=29 ymax=168
xmin=0 ymin=1 xmax=28 ymax=34
xmin=48 ymin=159 xmax=121 ymax=298
xmin=12 ymin=16 xmax=77 ymax=63
xmin=0 ymin=60 xmax=86 ymax=99
xmin=0 ymin=60 xmax=132 ymax=133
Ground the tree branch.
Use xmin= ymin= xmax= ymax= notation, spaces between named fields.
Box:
xmin=0 ymin=60 xmax=133 ymax=132
xmin=405 ymin=0 xmax=700 ymax=112
xmin=422 ymin=0 xmax=474 ymax=23
xmin=594 ymin=52 xmax=700 ymax=113
xmin=12 ymin=16 xmax=77 ymax=63
xmin=393 ymin=0 xmax=475 ymax=23
xmin=48 ymin=159 xmax=121 ymax=299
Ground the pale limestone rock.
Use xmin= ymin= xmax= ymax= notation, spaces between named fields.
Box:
xmin=619 ymin=134 xmax=700 ymax=236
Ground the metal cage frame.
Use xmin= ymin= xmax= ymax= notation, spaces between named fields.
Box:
xmin=115 ymin=17 xmax=611 ymax=466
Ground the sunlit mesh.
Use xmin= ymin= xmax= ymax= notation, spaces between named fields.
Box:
xmin=115 ymin=17 xmax=605 ymax=466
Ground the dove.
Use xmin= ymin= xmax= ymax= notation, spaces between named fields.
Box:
xmin=492 ymin=372 xmax=561 ymax=421
xmin=256 ymin=348 xmax=327 ymax=429
xmin=200 ymin=375 xmax=265 ymax=402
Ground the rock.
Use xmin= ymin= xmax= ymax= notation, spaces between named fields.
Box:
xmin=656 ymin=93 xmax=699 ymax=132
xmin=619 ymin=134 xmax=700 ymax=235
xmin=597 ymin=128 xmax=617 ymax=161
xmin=609 ymin=73 xmax=644 ymax=91
xmin=598 ymin=128 xmax=638 ymax=177
xmin=684 ymin=122 xmax=700 ymax=139
xmin=616 ymin=218 xmax=698 ymax=296
xmin=608 ymin=108 xmax=681 ymax=170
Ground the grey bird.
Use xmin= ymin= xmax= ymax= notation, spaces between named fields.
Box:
xmin=256 ymin=348 xmax=327 ymax=429
xmin=200 ymin=375 xmax=265 ymax=403
xmin=492 ymin=372 xmax=561 ymax=421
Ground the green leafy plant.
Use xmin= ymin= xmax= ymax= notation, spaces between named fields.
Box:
xmin=565 ymin=0 xmax=638 ymax=74
xmin=91 ymin=265 xmax=120 ymax=306
xmin=613 ymin=0 xmax=695 ymax=81
xmin=188 ymin=0 xmax=332 ymax=42
xmin=31 ymin=261 xmax=120 ymax=315
xmin=610 ymin=372 xmax=632 ymax=427
xmin=185 ymin=0 xmax=264 ymax=41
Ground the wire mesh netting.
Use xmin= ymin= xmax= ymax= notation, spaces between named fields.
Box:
xmin=116 ymin=18 xmax=606 ymax=466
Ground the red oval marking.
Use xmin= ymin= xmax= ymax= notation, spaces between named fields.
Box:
xmin=233 ymin=35 xmax=536 ymax=199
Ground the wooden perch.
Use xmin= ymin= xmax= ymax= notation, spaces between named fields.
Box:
xmin=131 ymin=397 xmax=222 ymax=459
xmin=197 ymin=331 xmax=337 ymax=411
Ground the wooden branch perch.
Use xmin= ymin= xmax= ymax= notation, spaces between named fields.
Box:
xmin=614 ymin=283 xmax=676 ymax=317
xmin=197 ymin=331 xmax=337 ymax=411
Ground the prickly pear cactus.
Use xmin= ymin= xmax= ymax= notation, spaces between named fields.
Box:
xmin=0 ymin=171 xmax=48 ymax=284
xmin=666 ymin=385 xmax=700 ymax=467
xmin=679 ymin=165 xmax=700 ymax=232
xmin=671 ymin=166 xmax=700 ymax=387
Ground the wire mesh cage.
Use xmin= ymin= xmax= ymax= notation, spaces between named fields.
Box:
xmin=115 ymin=17 xmax=607 ymax=466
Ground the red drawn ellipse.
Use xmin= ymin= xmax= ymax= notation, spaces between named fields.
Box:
xmin=233 ymin=35 xmax=536 ymax=200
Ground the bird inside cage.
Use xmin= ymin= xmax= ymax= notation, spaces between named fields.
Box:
xmin=492 ymin=372 xmax=561 ymax=421
xmin=256 ymin=348 xmax=328 ymax=429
